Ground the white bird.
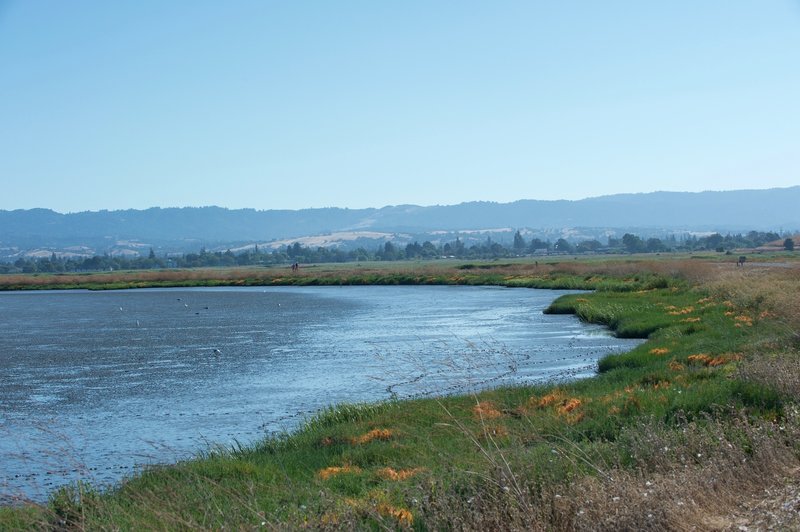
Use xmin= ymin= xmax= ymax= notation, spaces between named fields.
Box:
xmin=213 ymin=349 xmax=222 ymax=356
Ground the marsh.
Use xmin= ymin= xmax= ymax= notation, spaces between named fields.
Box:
xmin=0 ymin=285 xmax=641 ymax=500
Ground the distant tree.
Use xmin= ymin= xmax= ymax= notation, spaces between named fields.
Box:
xmin=512 ymin=230 xmax=526 ymax=252
xmin=489 ymin=242 xmax=506 ymax=257
xmin=702 ymin=233 xmax=724 ymax=250
xmin=148 ymin=247 xmax=156 ymax=259
xmin=553 ymin=238 xmax=573 ymax=253
xmin=621 ymin=233 xmax=644 ymax=253
xmin=405 ymin=242 xmax=423 ymax=259
xmin=221 ymin=249 xmax=236 ymax=266
xmin=453 ymin=237 xmax=465 ymax=257
xmin=785 ymin=238 xmax=795 ymax=251
xmin=576 ymin=240 xmax=602 ymax=253
xmin=289 ymin=242 xmax=302 ymax=258
xmin=528 ymin=238 xmax=549 ymax=252
xmin=645 ymin=238 xmax=666 ymax=253
xmin=421 ymin=241 xmax=438 ymax=258
xmin=353 ymin=247 xmax=370 ymax=261
xmin=381 ymin=241 xmax=397 ymax=260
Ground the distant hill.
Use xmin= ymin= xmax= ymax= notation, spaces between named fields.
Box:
xmin=1 ymin=187 xmax=799 ymax=259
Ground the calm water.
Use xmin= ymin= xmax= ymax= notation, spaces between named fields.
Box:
xmin=0 ymin=286 xmax=641 ymax=501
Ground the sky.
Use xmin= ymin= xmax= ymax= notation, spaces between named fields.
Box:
xmin=1 ymin=1 xmax=799 ymax=213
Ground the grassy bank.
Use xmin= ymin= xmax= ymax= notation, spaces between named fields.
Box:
xmin=0 ymin=256 xmax=707 ymax=291
xmin=2 ymin=258 xmax=800 ymax=530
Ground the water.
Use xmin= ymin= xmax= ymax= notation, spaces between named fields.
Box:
xmin=0 ymin=285 xmax=642 ymax=501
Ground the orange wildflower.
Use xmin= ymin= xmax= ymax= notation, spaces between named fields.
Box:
xmin=352 ymin=428 xmax=393 ymax=445
xmin=318 ymin=465 xmax=361 ymax=480
xmin=687 ymin=354 xmax=712 ymax=365
xmin=708 ymin=353 xmax=743 ymax=367
xmin=377 ymin=504 xmax=414 ymax=526
xmin=558 ymin=398 xmax=583 ymax=415
xmin=377 ymin=467 xmax=424 ymax=481
xmin=649 ymin=347 xmax=670 ymax=355
xmin=536 ymin=390 xmax=566 ymax=408
xmin=472 ymin=401 xmax=503 ymax=419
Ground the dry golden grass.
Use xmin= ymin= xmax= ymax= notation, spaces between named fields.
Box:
xmin=318 ymin=465 xmax=361 ymax=480
xmin=376 ymin=467 xmax=424 ymax=481
xmin=416 ymin=410 xmax=800 ymax=531
xmin=472 ymin=401 xmax=504 ymax=420
xmin=350 ymin=428 xmax=394 ymax=445
xmin=709 ymin=265 xmax=800 ymax=332
xmin=0 ymin=256 xmax=728 ymax=289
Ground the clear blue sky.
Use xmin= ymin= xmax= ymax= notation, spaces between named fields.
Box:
xmin=1 ymin=1 xmax=799 ymax=213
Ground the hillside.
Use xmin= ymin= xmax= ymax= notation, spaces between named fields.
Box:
xmin=1 ymin=187 xmax=798 ymax=258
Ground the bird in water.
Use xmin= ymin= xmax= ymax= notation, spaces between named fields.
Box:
xmin=213 ymin=349 xmax=222 ymax=356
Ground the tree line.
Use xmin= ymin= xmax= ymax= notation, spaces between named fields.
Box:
xmin=1 ymin=230 xmax=793 ymax=274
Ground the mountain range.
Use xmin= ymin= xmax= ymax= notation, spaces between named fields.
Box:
xmin=1 ymin=187 xmax=798 ymax=259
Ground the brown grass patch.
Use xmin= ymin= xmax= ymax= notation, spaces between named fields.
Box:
xmin=377 ymin=467 xmax=424 ymax=481
xmin=318 ymin=465 xmax=361 ymax=480
xmin=472 ymin=401 xmax=503 ymax=420
xmin=351 ymin=428 xmax=394 ymax=445
xmin=534 ymin=390 xmax=567 ymax=409
xmin=687 ymin=354 xmax=713 ymax=365
xmin=667 ymin=306 xmax=695 ymax=315
xmin=377 ymin=504 xmax=414 ymax=527
xmin=557 ymin=398 xmax=583 ymax=415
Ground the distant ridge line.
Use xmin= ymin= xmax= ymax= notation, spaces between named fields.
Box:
xmin=1 ymin=187 xmax=799 ymax=257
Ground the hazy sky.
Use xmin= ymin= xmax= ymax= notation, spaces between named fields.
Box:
xmin=1 ymin=1 xmax=799 ymax=213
